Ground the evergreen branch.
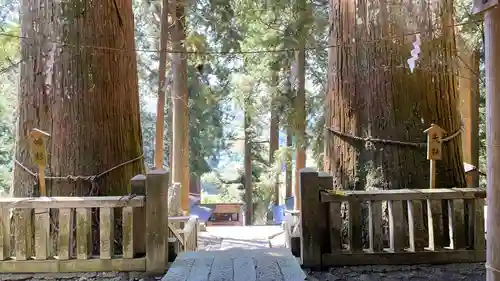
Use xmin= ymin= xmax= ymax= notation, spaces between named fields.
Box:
xmin=0 ymin=18 xmax=482 ymax=55
xmin=0 ymin=58 xmax=21 ymax=74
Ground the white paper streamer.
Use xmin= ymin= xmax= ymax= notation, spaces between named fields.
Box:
xmin=407 ymin=34 xmax=421 ymax=73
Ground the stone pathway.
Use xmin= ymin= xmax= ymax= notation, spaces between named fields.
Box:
xmin=198 ymin=225 xmax=281 ymax=250
xmin=197 ymin=225 xmax=488 ymax=281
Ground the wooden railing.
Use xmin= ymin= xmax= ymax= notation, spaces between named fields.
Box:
xmin=299 ymin=168 xmax=486 ymax=269
xmin=168 ymin=216 xmax=199 ymax=258
xmin=282 ymin=210 xmax=299 ymax=248
xmin=282 ymin=210 xmax=301 ymax=260
xmin=0 ymin=169 xmax=192 ymax=274
xmin=181 ymin=217 xmax=199 ymax=251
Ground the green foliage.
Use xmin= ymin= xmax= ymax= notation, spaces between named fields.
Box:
xmin=454 ymin=0 xmax=483 ymax=50
xmin=200 ymin=193 xmax=220 ymax=204
xmin=0 ymin=0 xmax=485 ymax=219
xmin=0 ymin=23 xmax=19 ymax=65
xmin=454 ymin=0 xmax=486 ymax=187
xmin=135 ymin=0 xmax=229 ymax=176
xmin=0 ymin=97 xmax=15 ymax=193
xmin=0 ymin=15 xmax=19 ymax=194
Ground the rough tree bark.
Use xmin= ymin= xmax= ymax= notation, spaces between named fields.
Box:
xmin=324 ymin=0 xmax=465 ymax=190
xmin=14 ymin=0 xmax=144 ymax=197
xmin=171 ymin=0 xmax=190 ymax=212
xmin=13 ymin=0 xmax=54 ymax=197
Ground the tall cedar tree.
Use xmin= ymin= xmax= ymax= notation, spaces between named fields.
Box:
xmin=14 ymin=0 xmax=144 ymax=197
xmin=171 ymin=0 xmax=191 ymax=212
xmin=324 ymin=0 xmax=465 ymax=190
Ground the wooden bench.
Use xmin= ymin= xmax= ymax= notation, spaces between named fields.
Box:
xmin=163 ymin=248 xmax=306 ymax=281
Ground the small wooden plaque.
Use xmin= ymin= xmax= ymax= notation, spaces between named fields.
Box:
xmin=424 ymin=124 xmax=446 ymax=161
xmin=29 ymin=129 xmax=50 ymax=166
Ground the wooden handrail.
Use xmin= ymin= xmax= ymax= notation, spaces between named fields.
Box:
xmin=169 ymin=216 xmax=190 ymax=223
xmin=0 ymin=170 xmax=171 ymax=274
xmin=180 ymin=217 xmax=197 ymax=235
xmin=320 ymin=188 xmax=486 ymax=202
xmin=0 ymin=196 xmax=145 ymax=209
xmin=299 ymin=169 xmax=487 ymax=268
xmin=168 ymin=217 xmax=198 ymax=253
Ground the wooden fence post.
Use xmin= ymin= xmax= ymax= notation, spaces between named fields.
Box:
xmin=145 ymin=169 xmax=169 ymax=274
xmin=300 ymin=168 xmax=330 ymax=270
xmin=131 ymin=174 xmax=146 ymax=256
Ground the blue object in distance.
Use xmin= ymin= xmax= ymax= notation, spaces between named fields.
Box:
xmin=272 ymin=205 xmax=285 ymax=224
xmin=285 ymin=197 xmax=294 ymax=210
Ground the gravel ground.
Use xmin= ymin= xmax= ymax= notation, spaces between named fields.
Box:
xmin=0 ymin=272 xmax=162 ymax=281
xmin=0 ymin=262 xmax=487 ymax=281
xmin=305 ymin=263 xmax=486 ymax=281
xmin=267 ymin=230 xmax=487 ymax=281
xmin=197 ymin=233 xmax=223 ymax=251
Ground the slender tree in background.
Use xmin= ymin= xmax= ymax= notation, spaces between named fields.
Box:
xmin=171 ymin=0 xmax=191 ymax=212
xmin=457 ymin=37 xmax=481 ymax=188
xmin=269 ymin=72 xmax=280 ymax=205
xmin=324 ymin=0 xmax=465 ymax=190
xmin=14 ymin=0 xmax=144 ymax=197
xmin=285 ymin=127 xmax=293 ymax=198
xmin=283 ymin=63 xmax=294 ymax=200
xmin=154 ymin=0 xmax=169 ymax=169
xmin=244 ymin=102 xmax=253 ymax=224
xmin=455 ymin=0 xmax=483 ymax=190
xmin=293 ymin=0 xmax=307 ymax=211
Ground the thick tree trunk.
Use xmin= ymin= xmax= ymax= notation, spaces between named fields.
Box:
xmin=13 ymin=0 xmax=55 ymax=197
xmin=14 ymin=0 xmax=144 ymax=197
xmin=14 ymin=0 xmax=143 ymax=256
xmin=171 ymin=0 xmax=190 ymax=212
xmin=324 ymin=0 xmax=465 ymax=190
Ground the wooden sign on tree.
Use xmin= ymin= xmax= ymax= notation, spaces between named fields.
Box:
xmin=424 ymin=124 xmax=446 ymax=161
xmin=423 ymin=124 xmax=446 ymax=190
xmin=29 ymin=128 xmax=50 ymax=196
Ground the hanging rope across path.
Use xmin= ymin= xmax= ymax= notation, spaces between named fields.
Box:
xmin=325 ymin=125 xmax=463 ymax=148
xmin=13 ymin=153 xmax=144 ymax=183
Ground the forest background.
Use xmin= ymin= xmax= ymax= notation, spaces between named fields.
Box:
xmin=0 ymin=0 xmax=484 ymax=223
